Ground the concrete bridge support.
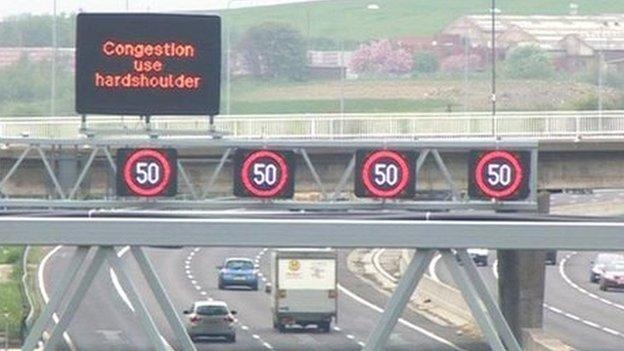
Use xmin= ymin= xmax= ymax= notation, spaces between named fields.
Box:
xmin=498 ymin=192 xmax=550 ymax=344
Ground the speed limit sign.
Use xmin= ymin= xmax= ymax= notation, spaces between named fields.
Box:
xmin=468 ymin=150 xmax=530 ymax=200
xmin=116 ymin=148 xmax=178 ymax=197
xmin=355 ymin=150 xmax=416 ymax=198
xmin=233 ymin=149 xmax=296 ymax=199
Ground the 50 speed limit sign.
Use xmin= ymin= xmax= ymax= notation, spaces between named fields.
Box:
xmin=355 ymin=150 xmax=416 ymax=199
xmin=468 ymin=150 xmax=530 ymax=200
xmin=234 ymin=149 xmax=296 ymax=199
xmin=116 ymin=148 xmax=178 ymax=197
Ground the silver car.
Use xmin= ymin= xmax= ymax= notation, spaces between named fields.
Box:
xmin=183 ymin=301 xmax=237 ymax=342
xmin=590 ymin=253 xmax=624 ymax=283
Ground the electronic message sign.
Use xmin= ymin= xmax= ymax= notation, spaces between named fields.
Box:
xmin=468 ymin=150 xmax=530 ymax=201
xmin=116 ymin=148 xmax=178 ymax=197
xmin=76 ymin=13 xmax=221 ymax=115
xmin=355 ymin=150 xmax=416 ymax=199
xmin=233 ymin=149 xmax=296 ymax=199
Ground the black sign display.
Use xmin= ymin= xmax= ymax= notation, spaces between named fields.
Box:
xmin=468 ymin=150 xmax=530 ymax=201
xmin=76 ymin=13 xmax=221 ymax=115
xmin=355 ymin=150 xmax=416 ymax=199
xmin=233 ymin=149 xmax=296 ymax=199
xmin=116 ymin=148 xmax=178 ymax=197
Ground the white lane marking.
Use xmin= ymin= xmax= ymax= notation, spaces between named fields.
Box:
xmin=39 ymin=246 xmax=76 ymax=351
xmin=429 ymin=253 xmax=442 ymax=282
xmin=602 ymin=327 xmax=621 ymax=336
xmin=193 ymin=247 xmax=200 ymax=253
xmin=113 ymin=246 xmax=174 ymax=350
xmin=358 ymin=341 xmax=366 ymax=347
xmin=559 ymin=252 xmax=624 ymax=312
xmin=241 ymin=325 xmax=249 ymax=331
xmin=346 ymin=334 xmax=355 ymax=340
xmin=492 ymin=259 xmax=499 ymax=279
xmin=333 ymin=326 xmax=341 ymax=332
xmin=262 ymin=341 xmax=273 ymax=349
xmin=372 ymin=249 xmax=395 ymax=283
xmin=252 ymin=334 xmax=260 ymax=340
xmin=544 ymin=303 xmax=624 ymax=339
xmin=200 ymin=291 xmax=207 ymax=296
xmin=493 ymin=253 xmax=624 ymax=340
xmin=338 ymin=284 xmax=466 ymax=351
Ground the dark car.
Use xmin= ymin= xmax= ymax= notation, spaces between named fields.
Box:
xmin=218 ymin=258 xmax=259 ymax=290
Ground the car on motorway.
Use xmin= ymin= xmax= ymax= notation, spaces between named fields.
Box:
xmin=590 ymin=253 xmax=624 ymax=283
xmin=599 ymin=261 xmax=624 ymax=291
xmin=545 ymin=250 xmax=557 ymax=265
xmin=467 ymin=248 xmax=489 ymax=266
xmin=218 ymin=258 xmax=259 ymax=290
xmin=183 ymin=301 xmax=237 ymax=342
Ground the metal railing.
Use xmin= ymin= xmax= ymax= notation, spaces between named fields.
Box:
xmin=0 ymin=110 xmax=623 ymax=139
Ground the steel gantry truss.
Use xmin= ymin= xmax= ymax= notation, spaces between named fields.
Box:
xmin=3 ymin=216 xmax=624 ymax=351
xmin=1 ymin=136 xmax=544 ymax=350
xmin=0 ymin=137 xmax=539 ymax=211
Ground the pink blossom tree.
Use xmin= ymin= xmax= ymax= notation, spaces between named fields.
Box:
xmin=349 ymin=39 xmax=413 ymax=77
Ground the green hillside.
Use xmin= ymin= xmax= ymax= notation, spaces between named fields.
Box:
xmin=224 ymin=0 xmax=623 ymax=41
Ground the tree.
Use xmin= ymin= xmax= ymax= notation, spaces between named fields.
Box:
xmin=504 ymin=45 xmax=554 ymax=79
xmin=0 ymin=14 xmax=76 ymax=47
xmin=349 ymin=39 xmax=412 ymax=77
xmin=237 ymin=22 xmax=308 ymax=81
xmin=412 ymin=52 xmax=438 ymax=74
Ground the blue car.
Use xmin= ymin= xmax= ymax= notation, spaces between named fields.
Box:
xmin=218 ymin=258 xmax=259 ymax=290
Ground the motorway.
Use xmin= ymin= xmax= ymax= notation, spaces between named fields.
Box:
xmin=38 ymin=191 xmax=624 ymax=350
xmin=428 ymin=190 xmax=624 ymax=351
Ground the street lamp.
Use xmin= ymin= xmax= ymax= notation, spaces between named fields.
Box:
xmin=225 ymin=0 xmax=248 ymax=116
xmin=339 ymin=3 xmax=380 ymax=115
xmin=490 ymin=0 xmax=501 ymax=136
xmin=51 ymin=0 xmax=57 ymax=117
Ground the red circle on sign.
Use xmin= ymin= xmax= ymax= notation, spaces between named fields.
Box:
xmin=474 ymin=150 xmax=523 ymax=199
xmin=122 ymin=149 xmax=172 ymax=197
xmin=240 ymin=150 xmax=289 ymax=198
xmin=361 ymin=150 xmax=410 ymax=198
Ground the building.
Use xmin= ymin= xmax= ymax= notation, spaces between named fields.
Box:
xmin=306 ymin=50 xmax=352 ymax=79
xmin=442 ymin=14 xmax=624 ymax=70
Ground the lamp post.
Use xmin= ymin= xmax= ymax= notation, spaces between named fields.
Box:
xmin=225 ymin=0 xmax=248 ymax=116
xmin=339 ymin=4 xmax=380 ymax=115
xmin=490 ymin=0 xmax=500 ymax=136
xmin=51 ymin=0 xmax=57 ymax=117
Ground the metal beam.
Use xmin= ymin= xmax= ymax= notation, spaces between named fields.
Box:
xmin=0 ymin=198 xmax=538 ymax=211
xmin=44 ymin=246 xmax=107 ymax=350
xmin=132 ymin=247 xmax=196 ymax=351
xmin=22 ymin=246 xmax=90 ymax=351
xmin=0 ymin=137 xmax=539 ymax=150
xmin=441 ymin=250 xmax=505 ymax=351
xmin=364 ymin=250 xmax=434 ymax=350
xmin=455 ymin=249 xmax=521 ymax=351
xmin=104 ymin=247 xmax=168 ymax=351
xmin=0 ymin=217 xmax=622 ymax=249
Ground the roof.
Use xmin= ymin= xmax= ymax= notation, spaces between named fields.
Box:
xmin=224 ymin=257 xmax=254 ymax=262
xmin=445 ymin=14 xmax=624 ymax=51
xmin=194 ymin=300 xmax=228 ymax=307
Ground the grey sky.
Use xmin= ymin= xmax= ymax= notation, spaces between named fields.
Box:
xmin=2 ymin=0 xmax=319 ymax=18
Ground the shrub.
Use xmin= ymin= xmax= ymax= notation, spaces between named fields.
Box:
xmin=504 ymin=45 xmax=555 ymax=79
xmin=412 ymin=52 xmax=438 ymax=74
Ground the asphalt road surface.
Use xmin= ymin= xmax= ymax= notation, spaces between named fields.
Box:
xmin=41 ymin=246 xmax=487 ymax=350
